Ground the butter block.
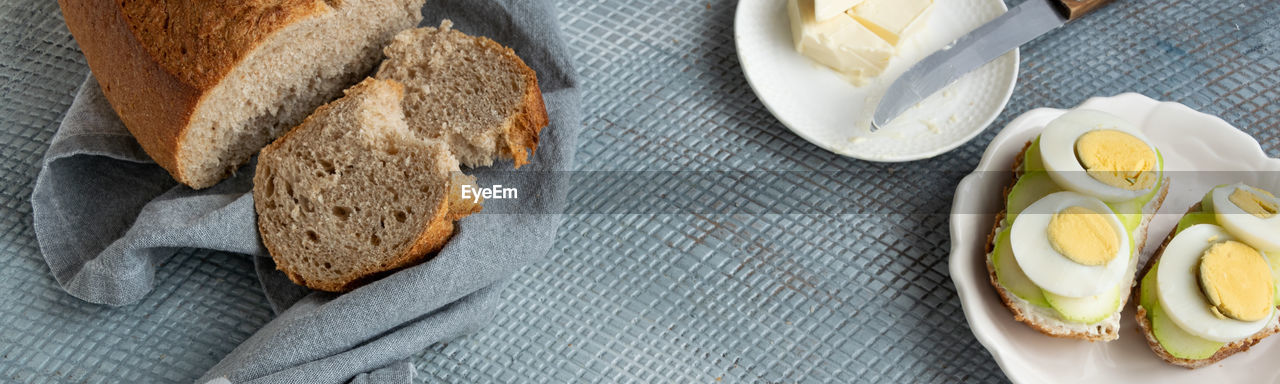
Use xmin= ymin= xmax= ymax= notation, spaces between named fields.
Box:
xmin=849 ymin=0 xmax=934 ymax=46
xmin=787 ymin=0 xmax=894 ymax=83
xmin=814 ymin=0 xmax=864 ymax=21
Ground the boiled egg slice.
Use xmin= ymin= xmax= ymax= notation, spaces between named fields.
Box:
xmin=1157 ymin=224 xmax=1274 ymax=342
xmin=1214 ymin=183 xmax=1280 ymax=254
xmin=1011 ymin=191 xmax=1130 ymax=298
xmin=1039 ymin=110 xmax=1162 ymax=203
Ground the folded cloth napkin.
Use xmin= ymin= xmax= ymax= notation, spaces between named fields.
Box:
xmin=29 ymin=0 xmax=579 ymax=382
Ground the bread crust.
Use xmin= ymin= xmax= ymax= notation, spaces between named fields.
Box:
xmin=984 ymin=140 xmax=1169 ymax=341
xmin=59 ymin=0 xmax=332 ymax=187
xmin=501 ymin=52 xmax=549 ymax=168
xmin=116 ymin=0 xmax=329 ymax=89
xmin=61 ymin=0 xmax=204 ymax=185
xmin=1132 ymin=203 xmax=1280 ymax=368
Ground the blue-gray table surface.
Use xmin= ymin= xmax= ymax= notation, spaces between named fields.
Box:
xmin=3 ymin=0 xmax=1279 ymax=382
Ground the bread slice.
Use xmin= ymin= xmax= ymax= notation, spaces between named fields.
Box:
xmin=60 ymin=0 xmax=427 ymax=188
xmin=376 ymin=20 xmax=548 ymax=168
xmin=253 ymin=78 xmax=480 ymax=292
xmin=1133 ymin=203 xmax=1280 ymax=368
xmin=984 ymin=141 xmax=1170 ymax=341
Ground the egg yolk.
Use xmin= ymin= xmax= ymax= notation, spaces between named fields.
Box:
xmin=1047 ymin=206 xmax=1119 ymax=266
xmin=1074 ymin=130 xmax=1157 ymax=191
xmin=1198 ymin=240 xmax=1274 ymax=322
xmin=1229 ymin=187 xmax=1278 ymax=219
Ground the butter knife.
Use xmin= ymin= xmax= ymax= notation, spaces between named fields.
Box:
xmin=871 ymin=0 xmax=1114 ymax=130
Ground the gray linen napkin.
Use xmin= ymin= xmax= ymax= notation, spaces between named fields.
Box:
xmin=30 ymin=0 xmax=579 ymax=382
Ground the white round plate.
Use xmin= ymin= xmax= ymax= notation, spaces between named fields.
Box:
xmin=734 ymin=0 xmax=1018 ymax=162
xmin=950 ymin=93 xmax=1280 ymax=383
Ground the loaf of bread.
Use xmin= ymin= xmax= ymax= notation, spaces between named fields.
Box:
xmin=376 ymin=20 xmax=548 ymax=168
xmin=253 ymin=78 xmax=480 ymax=292
xmin=59 ymin=0 xmax=427 ymax=189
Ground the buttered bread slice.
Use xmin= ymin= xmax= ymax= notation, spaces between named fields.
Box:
xmin=377 ymin=20 xmax=549 ymax=169
xmin=986 ymin=110 xmax=1169 ymax=341
xmin=254 ymin=78 xmax=480 ymax=292
xmin=1136 ymin=185 xmax=1280 ymax=368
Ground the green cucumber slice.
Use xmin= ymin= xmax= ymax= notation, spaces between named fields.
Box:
xmin=1006 ymin=172 xmax=1062 ymax=225
xmin=1043 ymin=283 xmax=1125 ymax=324
xmin=1023 ymin=136 xmax=1045 ymax=173
xmin=1140 ymin=262 xmax=1225 ymax=359
xmin=992 ymin=228 xmax=1050 ymax=307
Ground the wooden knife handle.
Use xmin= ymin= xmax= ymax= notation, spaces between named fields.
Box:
xmin=1056 ymin=0 xmax=1115 ymax=20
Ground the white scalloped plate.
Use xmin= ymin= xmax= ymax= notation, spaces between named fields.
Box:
xmin=734 ymin=0 xmax=1018 ymax=162
xmin=950 ymin=93 xmax=1280 ymax=383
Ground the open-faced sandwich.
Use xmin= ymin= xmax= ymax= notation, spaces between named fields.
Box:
xmin=1135 ymin=183 xmax=1280 ymax=368
xmin=986 ymin=109 xmax=1169 ymax=341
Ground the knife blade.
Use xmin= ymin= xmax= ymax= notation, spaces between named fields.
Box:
xmin=871 ymin=0 xmax=1113 ymax=130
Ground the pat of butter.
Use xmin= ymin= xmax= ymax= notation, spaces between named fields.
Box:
xmin=814 ymin=0 xmax=864 ymax=21
xmin=848 ymin=0 xmax=934 ymax=46
xmin=787 ymin=0 xmax=893 ymax=83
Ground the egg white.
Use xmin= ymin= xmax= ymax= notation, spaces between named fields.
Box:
xmin=1039 ymin=109 xmax=1162 ymax=203
xmin=1156 ymin=224 xmax=1274 ymax=343
xmin=1214 ymin=183 xmax=1280 ymax=254
xmin=1011 ymin=191 xmax=1130 ymax=298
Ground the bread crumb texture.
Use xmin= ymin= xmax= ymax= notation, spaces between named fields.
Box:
xmin=377 ymin=20 xmax=549 ymax=168
xmin=254 ymin=78 xmax=477 ymax=292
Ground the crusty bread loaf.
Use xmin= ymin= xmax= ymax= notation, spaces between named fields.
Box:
xmin=1133 ymin=203 xmax=1280 ymax=368
xmin=984 ymin=141 xmax=1169 ymax=341
xmin=376 ymin=20 xmax=548 ymax=168
xmin=60 ymin=0 xmax=426 ymax=189
xmin=253 ymin=78 xmax=480 ymax=292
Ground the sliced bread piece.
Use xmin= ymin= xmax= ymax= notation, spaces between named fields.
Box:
xmin=254 ymin=78 xmax=480 ymax=292
xmin=1134 ymin=203 xmax=1280 ymax=368
xmin=984 ymin=141 xmax=1169 ymax=341
xmin=61 ymin=0 xmax=427 ymax=189
xmin=376 ymin=20 xmax=548 ymax=168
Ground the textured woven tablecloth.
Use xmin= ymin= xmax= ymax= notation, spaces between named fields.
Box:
xmin=3 ymin=0 xmax=1280 ymax=382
